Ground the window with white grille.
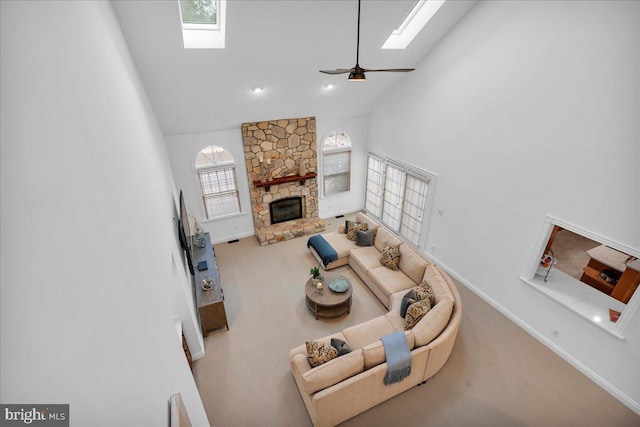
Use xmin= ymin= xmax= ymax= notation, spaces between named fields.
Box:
xmin=195 ymin=146 xmax=240 ymax=219
xmin=365 ymin=154 xmax=434 ymax=248
xmin=322 ymin=131 xmax=352 ymax=196
xmin=382 ymin=163 xmax=404 ymax=231
xmin=365 ymin=154 xmax=384 ymax=217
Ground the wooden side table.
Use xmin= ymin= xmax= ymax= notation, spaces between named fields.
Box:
xmin=305 ymin=273 xmax=352 ymax=320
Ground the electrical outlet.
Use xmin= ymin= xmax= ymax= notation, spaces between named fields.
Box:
xmin=438 ymin=209 xmax=445 ymax=216
xmin=552 ymin=329 xmax=560 ymax=337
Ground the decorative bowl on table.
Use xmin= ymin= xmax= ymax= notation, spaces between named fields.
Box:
xmin=328 ymin=277 xmax=349 ymax=293
xmin=201 ymin=277 xmax=215 ymax=291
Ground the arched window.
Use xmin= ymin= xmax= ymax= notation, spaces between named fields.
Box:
xmin=195 ymin=145 xmax=240 ymax=219
xmin=322 ymin=131 xmax=352 ymax=196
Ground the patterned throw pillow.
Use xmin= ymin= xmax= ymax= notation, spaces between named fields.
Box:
xmin=347 ymin=221 xmax=369 ymax=241
xmin=415 ymin=282 xmax=435 ymax=306
xmin=404 ymin=300 xmax=432 ymax=330
xmin=379 ymin=241 xmax=401 ymax=270
xmin=306 ymin=340 xmax=338 ymax=367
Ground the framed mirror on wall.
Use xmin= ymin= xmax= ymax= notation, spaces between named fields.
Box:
xmin=522 ymin=216 xmax=640 ymax=338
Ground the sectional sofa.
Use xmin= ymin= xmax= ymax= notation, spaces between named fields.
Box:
xmin=290 ymin=212 xmax=462 ymax=427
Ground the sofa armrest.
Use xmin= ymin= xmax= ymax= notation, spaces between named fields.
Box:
xmin=291 ymin=353 xmax=312 ymax=379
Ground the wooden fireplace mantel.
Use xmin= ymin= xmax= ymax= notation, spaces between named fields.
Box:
xmin=253 ymin=172 xmax=317 ymax=192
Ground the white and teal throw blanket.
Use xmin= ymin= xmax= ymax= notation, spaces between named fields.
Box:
xmin=381 ymin=331 xmax=412 ymax=385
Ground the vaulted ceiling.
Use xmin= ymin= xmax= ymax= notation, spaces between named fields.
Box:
xmin=111 ymin=0 xmax=476 ymax=135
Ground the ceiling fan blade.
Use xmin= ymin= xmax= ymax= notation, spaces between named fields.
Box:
xmin=319 ymin=0 xmax=417 ymax=80
xmin=362 ymin=68 xmax=416 ymax=73
xmin=319 ymin=69 xmax=353 ymax=75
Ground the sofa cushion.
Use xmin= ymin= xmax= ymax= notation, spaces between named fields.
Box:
xmin=412 ymin=299 xmax=455 ymax=347
xmin=321 ymin=232 xmax=357 ymax=259
xmin=415 ymin=282 xmax=435 ymax=306
xmin=302 ymin=349 xmax=364 ymax=394
xmin=330 ymin=338 xmax=353 ymax=356
xmin=385 ymin=309 xmax=406 ymax=331
xmin=423 ymin=265 xmax=455 ymax=304
xmin=362 ymin=331 xmax=415 ymax=369
xmin=342 ymin=315 xmax=397 ymax=350
xmin=374 ymin=227 xmax=403 ymax=252
xmin=350 ymin=246 xmax=383 ymax=272
xmin=367 ymin=266 xmax=417 ymax=299
xmin=399 ymin=244 xmax=429 ymax=284
xmin=388 ymin=289 xmax=408 ymax=314
xmin=306 ymin=340 xmax=338 ymax=367
xmin=404 ymin=300 xmax=432 ymax=330
xmin=380 ymin=242 xmax=401 ymax=270
xmin=355 ymin=229 xmax=374 ymax=246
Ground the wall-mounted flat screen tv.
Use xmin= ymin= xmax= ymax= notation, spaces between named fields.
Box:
xmin=178 ymin=190 xmax=194 ymax=275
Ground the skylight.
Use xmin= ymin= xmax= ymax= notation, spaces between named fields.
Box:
xmin=381 ymin=0 xmax=446 ymax=50
xmin=178 ymin=0 xmax=226 ymax=49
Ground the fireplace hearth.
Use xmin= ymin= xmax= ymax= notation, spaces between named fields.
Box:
xmin=270 ymin=197 xmax=303 ymax=224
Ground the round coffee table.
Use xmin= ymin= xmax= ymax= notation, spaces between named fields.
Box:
xmin=305 ymin=273 xmax=352 ymax=320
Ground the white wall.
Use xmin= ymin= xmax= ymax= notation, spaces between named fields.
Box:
xmin=368 ymin=0 xmax=639 ymax=413
xmin=0 ymin=2 xmax=209 ymax=426
xmin=165 ymin=116 xmax=369 ymax=243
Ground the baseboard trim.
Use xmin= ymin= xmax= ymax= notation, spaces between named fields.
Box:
xmin=427 ymin=254 xmax=640 ymax=416
xmin=210 ymin=231 xmax=254 ymax=245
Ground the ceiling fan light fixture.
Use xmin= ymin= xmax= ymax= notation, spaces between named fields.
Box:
xmin=348 ymin=70 xmax=366 ymax=81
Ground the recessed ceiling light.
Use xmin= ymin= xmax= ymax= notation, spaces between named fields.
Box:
xmin=324 ymin=83 xmax=335 ymax=89
xmin=252 ymin=87 xmax=264 ymax=94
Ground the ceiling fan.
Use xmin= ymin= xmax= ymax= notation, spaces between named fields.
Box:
xmin=320 ymin=0 xmax=415 ymax=81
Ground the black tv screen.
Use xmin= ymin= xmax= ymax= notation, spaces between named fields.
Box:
xmin=178 ymin=190 xmax=195 ymax=275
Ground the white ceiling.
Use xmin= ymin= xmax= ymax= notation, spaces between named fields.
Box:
xmin=111 ymin=0 xmax=476 ymax=136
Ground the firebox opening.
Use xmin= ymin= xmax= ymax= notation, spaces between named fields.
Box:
xmin=270 ymin=197 xmax=303 ymax=224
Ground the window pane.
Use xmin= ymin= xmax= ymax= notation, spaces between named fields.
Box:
xmin=400 ymin=173 xmax=428 ymax=246
xmin=322 ymin=132 xmax=351 ymax=196
xmin=365 ymin=155 xmax=384 ymax=218
xmin=325 ymin=173 xmax=350 ymax=196
xmin=382 ymin=164 xmax=404 ymax=231
xmin=198 ymin=166 xmax=240 ymax=219
xmin=324 ymin=151 xmax=350 ymax=175
xmin=204 ymin=192 xmax=240 ymax=217
xmin=180 ymin=0 xmax=217 ymax=25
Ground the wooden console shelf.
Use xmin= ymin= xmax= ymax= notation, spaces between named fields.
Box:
xmin=253 ymin=172 xmax=317 ymax=192
xmin=192 ymin=233 xmax=229 ymax=336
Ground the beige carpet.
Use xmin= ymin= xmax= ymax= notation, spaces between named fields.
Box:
xmin=193 ymin=214 xmax=639 ymax=426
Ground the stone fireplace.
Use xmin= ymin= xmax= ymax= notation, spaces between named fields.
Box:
xmin=242 ymin=116 xmax=324 ymax=245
